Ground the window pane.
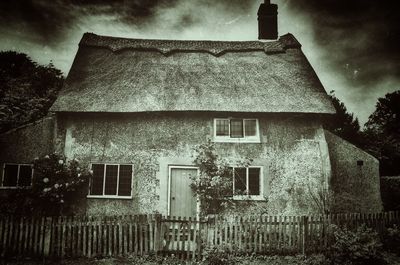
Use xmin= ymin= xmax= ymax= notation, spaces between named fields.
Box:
xmin=118 ymin=165 xmax=132 ymax=196
xmin=248 ymin=168 xmax=261 ymax=195
xmin=91 ymin=164 xmax=104 ymax=195
xmin=230 ymin=119 xmax=243 ymax=138
xmin=18 ymin=165 xmax=32 ymax=186
xmin=234 ymin=168 xmax=246 ymax=195
xmin=216 ymin=119 xmax=229 ymax=136
xmin=244 ymin=120 xmax=257 ymax=137
xmin=3 ymin=165 xmax=18 ymax=187
xmin=104 ymin=165 xmax=118 ymax=195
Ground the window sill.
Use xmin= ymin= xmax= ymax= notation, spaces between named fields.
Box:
xmin=86 ymin=195 xmax=133 ymax=200
xmin=0 ymin=186 xmax=31 ymax=190
xmin=233 ymin=195 xmax=266 ymax=201
xmin=213 ymin=137 xmax=261 ymax=143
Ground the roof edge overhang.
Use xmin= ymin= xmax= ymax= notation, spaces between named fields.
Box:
xmin=52 ymin=110 xmax=335 ymax=116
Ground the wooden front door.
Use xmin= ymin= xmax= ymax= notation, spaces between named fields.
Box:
xmin=169 ymin=167 xmax=197 ymax=217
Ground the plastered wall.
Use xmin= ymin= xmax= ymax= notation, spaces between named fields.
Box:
xmin=325 ymin=130 xmax=383 ymax=213
xmin=0 ymin=116 xmax=56 ymax=182
xmin=56 ymin=112 xmax=331 ymax=216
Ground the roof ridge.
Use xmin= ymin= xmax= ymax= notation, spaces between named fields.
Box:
xmin=79 ymin=33 xmax=301 ymax=56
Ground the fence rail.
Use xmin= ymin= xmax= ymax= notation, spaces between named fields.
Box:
xmin=0 ymin=211 xmax=399 ymax=259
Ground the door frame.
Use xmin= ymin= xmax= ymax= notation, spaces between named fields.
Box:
xmin=167 ymin=165 xmax=199 ymax=216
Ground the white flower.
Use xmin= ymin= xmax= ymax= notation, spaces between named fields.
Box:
xmin=65 ymin=183 xmax=69 ymax=187
xmin=77 ymin=173 xmax=81 ymax=177
xmin=43 ymin=178 xmax=49 ymax=183
xmin=89 ymin=170 xmax=93 ymax=175
xmin=44 ymin=155 xmax=50 ymax=159
xmin=54 ymin=183 xmax=60 ymax=189
xmin=34 ymin=157 xmax=39 ymax=161
xmin=60 ymin=199 xmax=64 ymax=203
xmin=58 ymin=159 xmax=64 ymax=165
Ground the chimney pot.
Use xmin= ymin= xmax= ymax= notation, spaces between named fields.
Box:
xmin=258 ymin=1 xmax=278 ymax=40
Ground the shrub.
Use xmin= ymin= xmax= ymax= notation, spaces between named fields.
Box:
xmin=201 ymin=245 xmax=235 ymax=265
xmin=383 ymin=224 xmax=400 ymax=254
xmin=328 ymin=224 xmax=385 ymax=265
xmin=380 ymin=177 xmax=400 ymax=211
xmin=191 ymin=141 xmax=252 ymax=216
xmin=0 ymin=153 xmax=90 ymax=216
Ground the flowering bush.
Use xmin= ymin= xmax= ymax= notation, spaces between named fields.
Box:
xmin=0 ymin=153 xmax=90 ymax=216
xmin=191 ymin=141 xmax=252 ymax=215
xmin=31 ymin=153 xmax=90 ymax=215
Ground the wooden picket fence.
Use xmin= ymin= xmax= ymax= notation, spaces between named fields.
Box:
xmin=0 ymin=211 xmax=399 ymax=259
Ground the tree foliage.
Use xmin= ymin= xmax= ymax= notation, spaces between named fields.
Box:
xmin=364 ymin=90 xmax=400 ymax=176
xmin=326 ymin=91 xmax=362 ymax=147
xmin=0 ymin=51 xmax=63 ymax=133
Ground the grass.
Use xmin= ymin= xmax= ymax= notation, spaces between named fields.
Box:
xmin=3 ymin=252 xmax=400 ymax=265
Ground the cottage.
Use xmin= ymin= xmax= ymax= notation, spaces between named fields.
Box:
xmin=0 ymin=1 xmax=382 ymax=216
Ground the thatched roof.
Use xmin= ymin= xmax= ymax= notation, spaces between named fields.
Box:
xmin=51 ymin=33 xmax=335 ymax=114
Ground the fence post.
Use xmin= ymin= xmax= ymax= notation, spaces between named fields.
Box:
xmin=154 ymin=214 xmax=161 ymax=254
xmin=43 ymin=217 xmax=53 ymax=257
xmin=302 ymin=216 xmax=308 ymax=255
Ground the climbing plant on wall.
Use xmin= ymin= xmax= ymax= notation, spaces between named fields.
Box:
xmin=190 ymin=141 xmax=252 ymax=216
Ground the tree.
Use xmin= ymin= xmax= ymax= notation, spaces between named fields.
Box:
xmin=364 ymin=90 xmax=400 ymax=176
xmin=0 ymin=51 xmax=63 ymax=133
xmin=325 ymin=91 xmax=363 ymax=147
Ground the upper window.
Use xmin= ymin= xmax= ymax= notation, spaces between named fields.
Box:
xmin=88 ymin=163 xmax=133 ymax=198
xmin=1 ymin=164 xmax=33 ymax=188
xmin=214 ymin=118 xmax=260 ymax=143
xmin=231 ymin=167 xmax=263 ymax=200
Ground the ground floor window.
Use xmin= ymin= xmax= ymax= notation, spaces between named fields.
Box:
xmin=232 ymin=167 xmax=263 ymax=199
xmin=89 ymin=163 xmax=133 ymax=198
xmin=1 ymin=164 xmax=33 ymax=188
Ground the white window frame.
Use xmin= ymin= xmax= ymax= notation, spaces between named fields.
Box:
xmin=1 ymin=163 xmax=33 ymax=189
xmin=213 ymin=118 xmax=260 ymax=143
xmin=87 ymin=163 xmax=133 ymax=199
xmin=232 ymin=166 xmax=264 ymax=201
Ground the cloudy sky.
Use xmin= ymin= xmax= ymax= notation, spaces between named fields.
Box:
xmin=0 ymin=0 xmax=399 ymax=125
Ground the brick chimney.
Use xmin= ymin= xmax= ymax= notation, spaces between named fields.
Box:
xmin=257 ymin=0 xmax=278 ymax=40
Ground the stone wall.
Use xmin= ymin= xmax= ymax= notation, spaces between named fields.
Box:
xmin=56 ymin=112 xmax=330 ymax=216
xmin=324 ymin=130 xmax=383 ymax=213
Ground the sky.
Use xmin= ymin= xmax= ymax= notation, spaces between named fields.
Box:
xmin=0 ymin=0 xmax=399 ymax=126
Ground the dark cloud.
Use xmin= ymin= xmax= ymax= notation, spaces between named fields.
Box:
xmin=0 ymin=0 xmax=180 ymax=45
xmin=0 ymin=0 xmax=254 ymax=45
xmin=287 ymin=0 xmax=400 ymax=85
